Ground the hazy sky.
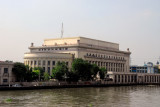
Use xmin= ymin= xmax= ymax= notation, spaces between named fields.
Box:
xmin=0 ymin=0 xmax=160 ymax=65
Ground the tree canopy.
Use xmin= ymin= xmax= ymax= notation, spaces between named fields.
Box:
xmin=12 ymin=62 xmax=27 ymax=82
xmin=44 ymin=72 xmax=50 ymax=81
xmin=52 ymin=61 xmax=68 ymax=81
xmin=99 ymin=67 xmax=107 ymax=79
xmin=12 ymin=63 xmax=47 ymax=82
xmin=71 ymin=58 xmax=105 ymax=81
xmin=12 ymin=59 xmax=107 ymax=82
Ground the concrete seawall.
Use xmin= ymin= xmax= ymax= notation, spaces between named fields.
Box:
xmin=0 ymin=82 xmax=159 ymax=91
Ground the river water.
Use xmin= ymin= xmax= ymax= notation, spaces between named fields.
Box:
xmin=0 ymin=85 xmax=159 ymax=107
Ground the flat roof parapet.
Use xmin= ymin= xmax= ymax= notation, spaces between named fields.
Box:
xmin=44 ymin=37 xmax=119 ymax=50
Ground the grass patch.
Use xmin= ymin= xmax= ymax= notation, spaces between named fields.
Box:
xmin=5 ymin=98 xmax=12 ymax=102
xmin=88 ymin=104 xmax=93 ymax=107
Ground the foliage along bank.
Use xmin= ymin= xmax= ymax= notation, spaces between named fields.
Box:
xmin=12 ymin=58 xmax=107 ymax=82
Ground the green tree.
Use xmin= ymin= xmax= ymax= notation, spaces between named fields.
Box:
xmin=25 ymin=65 xmax=33 ymax=82
xmin=67 ymin=71 xmax=79 ymax=82
xmin=52 ymin=61 xmax=68 ymax=81
xmin=32 ymin=70 xmax=40 ymax=80
xmin=71 ymin=58 xmax=92 ymax=81
xmin=99 ymin=67 xmax=107 ymax=79
xmin=34 ymin=67 xmax=45 ymax=80
xmin=12 ymin=62 xmax=27 ymax=82
xmin=44 ymin=72 xmax=50 ymax=81
xmin=91 ymin=64 xmax=99 ymax=80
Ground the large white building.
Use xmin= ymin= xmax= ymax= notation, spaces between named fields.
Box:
xmin=24 ymin=36 xmax=160 ymax=84
xmin=24 ymin=37 xmax=131 ymax=75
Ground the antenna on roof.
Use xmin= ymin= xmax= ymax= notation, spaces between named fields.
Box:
xmin=61 ymin=22 xmax=63 ymax=38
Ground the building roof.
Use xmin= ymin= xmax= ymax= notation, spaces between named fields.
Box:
xmin=44 ymin=36 xmax=119 ymax=50
xmin=44 ymin=36 xmax=119 ymax=45
xmin=0 ymin=61 xmax=13 ymax=65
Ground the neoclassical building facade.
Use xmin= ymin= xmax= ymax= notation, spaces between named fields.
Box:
xmin=24 ymin=37 xmax=160 ymax=84
xmin=24 ymin=37 xmax=131 ymax=75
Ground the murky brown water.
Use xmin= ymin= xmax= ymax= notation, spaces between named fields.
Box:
xmin=0 ymin=85 xmax=159 ymax=107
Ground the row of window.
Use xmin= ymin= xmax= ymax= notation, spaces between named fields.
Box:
xmin=42 ymin=67 xmax=55 ymax=75
xmin=38 ymin=47 xmax=68 ymax=51
xmin=131 ymin=67 xmax=147 ymax=69
xmin=87 ymin=61 xmax=125 ymax=66
xmin=25 ymin=60 xmax=69 ymax=66
xmin=130 ymin=70 xmax=147 ymax=73
xmin=87 ymin=60 xmax=125 ymax=72
xmin=86 ymin=53 xmax=125 ymax=60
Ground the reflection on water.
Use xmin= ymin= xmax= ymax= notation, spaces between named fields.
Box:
xmin=0 ymin=85 xmax=160 ymax=107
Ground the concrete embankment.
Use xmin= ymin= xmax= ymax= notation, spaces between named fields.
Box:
xmin=0 ymin=83 xmax=159 ymax=91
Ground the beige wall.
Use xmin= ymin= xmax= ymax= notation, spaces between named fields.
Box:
xmin=24 ymin=53 xmax=73 ymax=75
xmin=0 ymin=62 xmax=16 ymax=85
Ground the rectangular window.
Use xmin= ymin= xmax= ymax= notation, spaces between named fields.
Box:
xmin=3 ymin=79 xmax=8 ymax=82
xmin=48 ymin=61 xmax=50 ymax=65
xmin=43 ymin=67 xmax=45 ymax=71
xmin=48 ymin=67 xmax=50 ymax=74
xmin=52 ymin=61 xmax=55 ymax=65
xmin=31 ymin=61 xmax=33 ymax=65
xmin=43 ymin=61 xmax=46 ymax=65
xmin=34 ymin=61 xmax=37 ymax=65
xmin=4 ymin=68 xmax=8 ymax=73
xmin=66 ymin=62 xmax=68 ymax=66
xmin=38 ymin=60 xmax=41 ymax=66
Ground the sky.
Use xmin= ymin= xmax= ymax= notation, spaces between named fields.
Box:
xmin=0 ymin=0 xmax=160 ymax=65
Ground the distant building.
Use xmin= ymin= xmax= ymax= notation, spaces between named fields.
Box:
xmin=157 ymin=61 xmax=160 ymax=70
xmin=24 ymin=37 xmax=131 ymax=75
xmin=130 ymin=62 xmax=158 ymax=74
xmin=130 ymin=66 xmax=147 ymax=73
xmin=0 ymin=61 xmax=16 ymax=85
xmin=24 ymin=36 xmax=160 ymax=84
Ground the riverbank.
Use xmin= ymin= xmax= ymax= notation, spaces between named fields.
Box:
xmin=0 ymin=83 xmax=159 ymax=91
